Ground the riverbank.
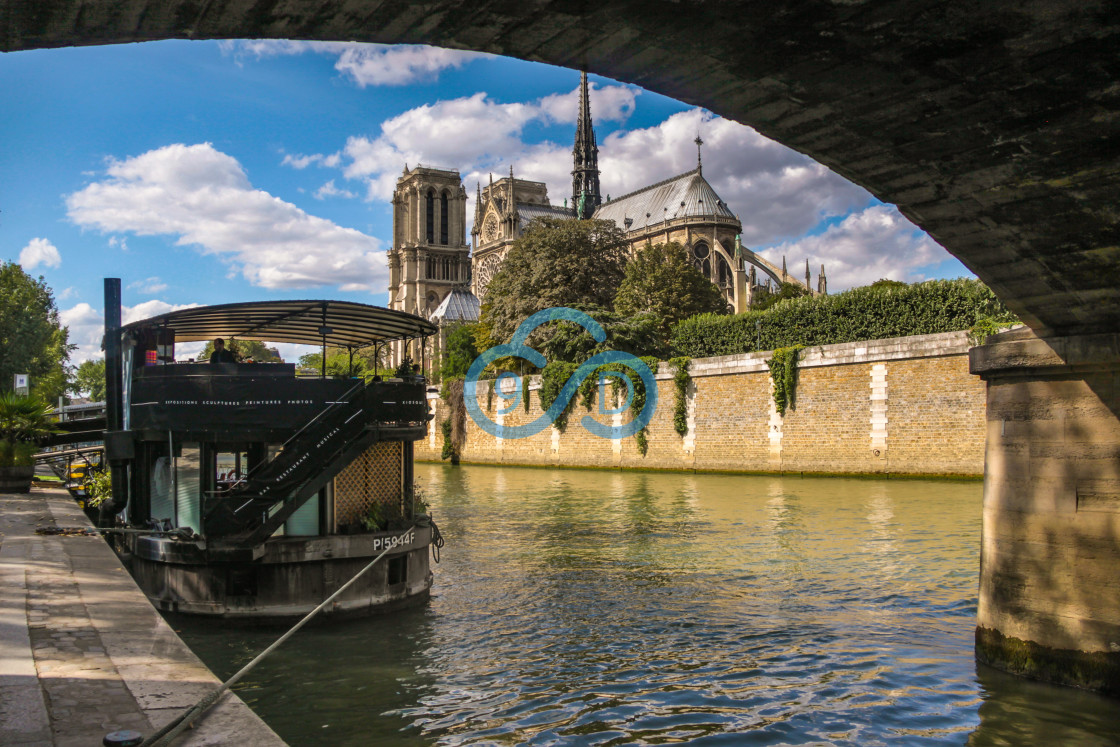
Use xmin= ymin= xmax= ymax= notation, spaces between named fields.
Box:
xmin=418 ymin=330 xmax=987 ymax=476
xmin=0 ymin=487 xmax=283 ymax=746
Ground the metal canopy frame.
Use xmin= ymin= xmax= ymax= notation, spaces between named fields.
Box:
xmin=120 ymin=300 xmax=437 ymax=349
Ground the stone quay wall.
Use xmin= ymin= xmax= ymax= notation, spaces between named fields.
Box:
xmin=416 ymin=331 xmax=987 ymax=477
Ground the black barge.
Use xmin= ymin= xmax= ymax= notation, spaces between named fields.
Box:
xmin=99 ymin=281 xmax=438 ymax=620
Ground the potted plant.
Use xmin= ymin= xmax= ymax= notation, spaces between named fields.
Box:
xmin=0 ymin=392 xmax=58 ymax=493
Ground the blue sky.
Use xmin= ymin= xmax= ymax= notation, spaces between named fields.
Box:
xmin=0 ymin=40 xmax=970 ymax=363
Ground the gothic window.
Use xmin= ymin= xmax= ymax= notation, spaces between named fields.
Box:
xmin=426 ymin=291 xmax=439 ymax=315
xmin=426 ymin=189 xmax=435 ymax=243
xmin=440 ymin=191 xmax=449 ymax=245
xmin=426 ymin=255 xmax=434 ymax=279
xmin=476 ymin=255 xmax=502 ymax=298
xmin=716 ymin=253 xmax=735 ymax=301
xmin=483 ymin=214 xmax=499 ymax=243
xmin=692 ymin=242 xmax=711 ymax=278
xmin=717 ymin=253 xmax=733 ymax=289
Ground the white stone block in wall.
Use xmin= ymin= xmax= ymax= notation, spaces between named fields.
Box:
xmin=870 ymin=363 xmax=889 ymax=451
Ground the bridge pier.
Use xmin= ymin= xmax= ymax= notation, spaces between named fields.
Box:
xmin=970 ymin=328 xmax=1120 ymax=696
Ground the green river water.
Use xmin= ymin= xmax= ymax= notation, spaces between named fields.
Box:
xmin=174 ymin=463 xmax=1120 ymax=746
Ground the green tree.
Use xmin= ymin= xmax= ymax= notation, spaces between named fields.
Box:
xmin=481 ymin=217 xmax=629 ymax=342
xmin=614 ymin=242 xmax=729 ymax=344
xmin=536 ymin=307 xmax=667 ymax=363
xmin=870 ymin=278 xmax=909 ymax=292
xmin=439 ymin=323 xmax=480 ymax=380
xmin=198 ymin=339 xmax=283 ymax=362
xmin=298 ymin=346 xmax=387 ymax=379
xmin=72 ymin=359 xmax=106 ymax=401
xmin=0 ymin=262 xmax=73 ymax=403
xmin=750 ymin=281 xmax=811 ymax=311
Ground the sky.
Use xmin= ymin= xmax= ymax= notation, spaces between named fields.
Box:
xmin=0 ymin=40 xmax=971 ymax=365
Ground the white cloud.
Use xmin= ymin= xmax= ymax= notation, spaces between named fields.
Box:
xmin=66 ymin=143 xmax=386 ymax=291
xmin=337 ymin=85 xmax=639 ymax=204
xmin=333 ymin=44 xmax=491 ymax=87
xmin=19 ymin=238 xmax=61 ymax=269
xmin=758 ymin=205 xmax=946 ymax=291
xmin=62 ymin=299 xmax=202 ymax=364
xmin=58 ymin=287 xmax=78 ymax=300
xmin=220 ymin=41 xmax=489 ymax=86
xmin=538 ymin=82 xmax=638 ymax=124
xmin=314 ymin=180 xmax=356 ymax=200
xmin=281 ymin=152 xmax=340 ymax=170
xmin=127 ymin=277 xmax=169 ymax=294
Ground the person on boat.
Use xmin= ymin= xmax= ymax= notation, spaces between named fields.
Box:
xmin=209 ymin=338 xmax=236 ymax=364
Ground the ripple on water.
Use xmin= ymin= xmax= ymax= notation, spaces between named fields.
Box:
xmin=172 ymin=467 xmax=1120 ymax=746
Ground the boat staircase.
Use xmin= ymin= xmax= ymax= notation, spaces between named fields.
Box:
xmin=203 ymin=379 xmax=419 ymax=550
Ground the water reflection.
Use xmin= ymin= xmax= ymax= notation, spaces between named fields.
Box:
xmin=172 ymin=465 xmax=1120 ymax=746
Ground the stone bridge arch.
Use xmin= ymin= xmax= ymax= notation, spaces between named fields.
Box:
xmin=3 ymin=0 xmax=1118 ymax=695
xmin=2 ymin=0 xmax=1117 ymax=335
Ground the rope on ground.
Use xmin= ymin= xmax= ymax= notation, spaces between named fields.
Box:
xmin=138 ymin=523 xmax=420 ymax=747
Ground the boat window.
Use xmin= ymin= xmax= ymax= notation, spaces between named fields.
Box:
xmin=215 ymin=450 xmax=248 ymax=491
xmin=175 ymin=444 xmax=201 ymax=533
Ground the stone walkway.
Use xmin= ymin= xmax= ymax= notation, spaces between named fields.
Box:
xmin=0 ymin=487 xmax=284 ymax=746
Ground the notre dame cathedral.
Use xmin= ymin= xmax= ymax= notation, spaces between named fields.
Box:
xmin=387 ymin=72 xmax=826 ymax=357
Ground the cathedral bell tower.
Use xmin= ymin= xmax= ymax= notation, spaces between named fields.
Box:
xmin=387 ymin=166 xmax=470 ymax=322
xmin=571 ymin=71 xmax=602 ymax=220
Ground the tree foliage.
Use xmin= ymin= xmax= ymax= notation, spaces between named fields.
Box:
xmin=298 ymin=347 xmax=389 ymax=379
xmin=481 ymin=217 xmax=629 ymax=343
xmin=750 ymin=281 xmax=811 ymax=311
xmin=198 ymin=339 xmax=283 ymax=363
xmin=439 ymin=323 xmax=480 ymax=381
xmin=536 ymin=307 xmax=667 ymax=364
xmin=72 ymin=359 xmax=106 ymax=401
xmin=0 ymin=262 xmax=73 ymax=402
xmin=615 ymin=242 xmax=729 ymax=342
xmin=671 ymin=278 xmax=1018 ymax=358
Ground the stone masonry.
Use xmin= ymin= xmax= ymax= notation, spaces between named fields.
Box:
xmin=0 ymin=488 xmax=284 ymax=746
xmin=418 ymin=331 xmax=986 ymax=477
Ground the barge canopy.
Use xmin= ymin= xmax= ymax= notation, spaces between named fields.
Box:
xmin=120 ymin=299 xmax=437 ymax=349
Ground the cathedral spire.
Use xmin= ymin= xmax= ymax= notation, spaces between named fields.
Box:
xmin=571 ymin=71 xmax=602 ymax=219
xmin=475 ymin=182 xmax=482 ymax=224
xmin=695 ymin=134 xmax=703 ymax=174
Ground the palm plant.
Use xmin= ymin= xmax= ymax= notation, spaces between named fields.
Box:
xmin=0 ymin=392 xmax=58 ymax=467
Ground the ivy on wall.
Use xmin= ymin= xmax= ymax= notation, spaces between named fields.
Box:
xmin=669 ymin=356 xmax=691 ymax=437
xmin=522 ymin=373 xmax=531 ymax=412
xmin=440 ymin=418 xmax=453 ymax=461
xmin=767 ymin=345 xmax=804 ymax=416
xmin=538 ymin=361 xmax=580 ymax=432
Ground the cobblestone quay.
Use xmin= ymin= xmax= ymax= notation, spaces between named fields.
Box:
xmin=0 ymin=486 xmax=283 ymax=746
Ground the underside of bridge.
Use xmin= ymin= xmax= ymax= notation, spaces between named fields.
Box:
xmin=3 ymin=0 xmax=1118 ymax=694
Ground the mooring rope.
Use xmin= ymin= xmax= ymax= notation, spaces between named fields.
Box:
xmin=138 ymin=523 xmax=422 ymax=747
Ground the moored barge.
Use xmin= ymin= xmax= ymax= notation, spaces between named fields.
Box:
xmin=99 ymin=280 xmax=438 ymax=620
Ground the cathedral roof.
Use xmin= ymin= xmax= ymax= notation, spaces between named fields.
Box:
xmin=517 ymin=202 xmax=576 ymax=229
xmin=429 ymin=287 xmax=480 ymax=324
xmin=592 ymin=168 xmax=737 ymax=232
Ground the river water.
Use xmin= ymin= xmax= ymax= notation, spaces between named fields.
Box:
xmin=175 ymin=464 xmax=1120 ymax=745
